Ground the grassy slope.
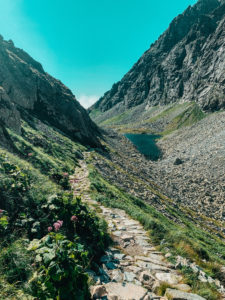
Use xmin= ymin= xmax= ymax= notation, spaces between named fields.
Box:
xmin=88 ymin=160 xmax=225 ymax=299
xmin=91 ymin=101 xmax=206 ymax=135
xmin=0 ymin=118 xmax=109 ymax=299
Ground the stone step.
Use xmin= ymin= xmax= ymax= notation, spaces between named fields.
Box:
xmin=104 ymin=282 xmax=148 ymax=300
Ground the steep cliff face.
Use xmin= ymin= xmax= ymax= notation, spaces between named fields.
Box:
xmin=0 ymin=36 xmax=100 ymax=147
xmin=90 ymin=0 xmax=225 ymax=116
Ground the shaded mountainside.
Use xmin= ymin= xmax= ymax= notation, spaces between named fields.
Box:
xmin=90 ymin=0 xmax=225 ymax=121
xmin=0 ymin=35 xmax=100 ymax=147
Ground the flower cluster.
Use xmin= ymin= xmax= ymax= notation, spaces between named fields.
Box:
xmin=0 ymin=209 xmax=5 ymax=216
xmin=71 ymin=215 xmax=78 ymax=222
xmin=28 ymin=153 xmax=33 ymax=157
xmin=53 ymin=220 xmax=63 ymax=231
xmin=47 ymin=216 xmax=78 ymax=233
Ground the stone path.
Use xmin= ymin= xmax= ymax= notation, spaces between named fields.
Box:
xmin=70 ymin=157 xmax=206 ymax=300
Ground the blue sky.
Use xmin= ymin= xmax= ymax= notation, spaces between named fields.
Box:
xmin=0 ymin=0 xmax=197 ymax=108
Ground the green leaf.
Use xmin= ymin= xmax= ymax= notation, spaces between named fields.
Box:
xmin=43 ymin=252 xmax=55 ymax=264
xmin=35 ymin=254 xmax=42 ymax=262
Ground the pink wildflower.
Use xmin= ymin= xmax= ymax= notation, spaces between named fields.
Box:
xmin=53 ymin=220 xmax=63 ymax=231
xmin=0 ymin=209 xmax=4 ymax=214
xmin=28 ymin=153 xmax=33 ymax=157
xmin=53 ymin=223 xmax=60 ymax=231
xmin=57 ymin=220 xmax=63 ymax=226
xmin=31 ymin=263 xmax=36 ymax=267
xmin=63 ymin=172 xmax=69 ymax=177
xmin=48 ymin=226 xmax=53 ymax=232
xmin=71 ymin=215 xmax=78 ymax=222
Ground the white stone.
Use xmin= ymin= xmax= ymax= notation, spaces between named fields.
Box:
xmin=155 ymin=272 xmax=182 ymax=285
xmin=105 ymin=282 xmax=148 ymax=300
xmin=165 ymin=288 xmax=206 ymax=300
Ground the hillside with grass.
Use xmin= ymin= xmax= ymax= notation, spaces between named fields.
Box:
xmin=0 ymin=36 xmax=111 ymax=299
xmin=0 ymin=116 xmax=111 ymax=299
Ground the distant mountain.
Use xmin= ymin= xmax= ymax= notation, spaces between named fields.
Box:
xmin=90 ymin=0 xmax=225 ymax=118
xmin=0 ymin=36 xmax=100 ymax=147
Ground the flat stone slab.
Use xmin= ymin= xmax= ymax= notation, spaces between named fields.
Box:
xmin=121 ymin=234 xmax=134 ymax=241
xmin=155 ymin=272 xmax=182 ymax=285
xmin=165 ymin=288 xmax=206 ymax=300
xmin=124 ymin=221 xmax=140 ymax=226
xmin=124 ymin=271 xmax=136 ymax=282
xmin=135 ymin=256 xmax=168 ymax=267
xmin=114 ymin=253 xmax=126 ymax=260
xmin=111 ymin=269 xmax=123 ymax=282
xmin=114 ymin=231 xmax=122 ymax=237
xmin=136 ymin=260 xmax=170 ymax=272
xmin=105 ymin=282 xmax=148 ymax=300
xmin=135 ymin=238 xmax=148 ymax=247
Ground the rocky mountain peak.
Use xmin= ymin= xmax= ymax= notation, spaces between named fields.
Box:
xmin=90 ymin=0 xmax=225 ymax=116
xmin=0 ymin=36 xmax=100 ymax=147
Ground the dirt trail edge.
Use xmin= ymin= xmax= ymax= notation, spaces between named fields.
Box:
xmin=70 ymin=154 xmax=207 ymax=300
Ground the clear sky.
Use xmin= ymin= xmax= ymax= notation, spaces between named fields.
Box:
xmin=0 ymin=0 xmax=197 ymax=108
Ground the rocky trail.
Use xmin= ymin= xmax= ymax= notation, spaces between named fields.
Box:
xmin=70 ymin=155 xmax=208 ymax=300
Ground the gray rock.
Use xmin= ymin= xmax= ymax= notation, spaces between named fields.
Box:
xmin=155 ymin=272 xmax=182 ymax=285
xmin=0 ymin=38 xmax=100 ymax=147
xmin=174 ymin=158 xmax=183 ymax=165
xmin=124 ymin=271 xmax=136 ymax=282
xmin=139 ymin=271 xmax=156 ymax=289
xmin=114 ymin=253 xmax=126 ymax=260
xmin=111 ymin=269 xmax=123 ymax=282
xmin=91 ymin=285 xmax=107 ymax=299
xmin=165 ymin=288 xmax=206 ymax=300
xmin=121 ymin=234 xmax=134 ymax=242
xmin=105 ymin=282 xmax=148 ymax=300
xmin=90 ymin=0 xmax=225 ymax=115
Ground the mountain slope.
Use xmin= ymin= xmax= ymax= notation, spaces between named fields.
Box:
xmin=0 ymin=35 xmax=100 ymax=147
xmin=90 ymin=0 xmax=225 ymax=122
xmin=0 ymin=37 xmax=110 ymax=299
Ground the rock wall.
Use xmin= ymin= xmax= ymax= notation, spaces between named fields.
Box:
xmin=90 ymin=0 xmax=225 ymax=115
xmin=0 ymin=36 xmax=100 ymax=147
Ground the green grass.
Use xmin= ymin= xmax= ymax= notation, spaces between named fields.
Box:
xmin=162 ymin=102 xmax=206 ymax=135
xmin=144 ymin=102 xmax=190 ymax=123
xmin=88 ymin=166 xmax=225 ymax=299
xmin=94 ymin=102 xmax=206 ymax=137
xmin=89 ymin=108 xmax=102 ymax=119
xmin=99 ymin=111 xmax=131 ymax=126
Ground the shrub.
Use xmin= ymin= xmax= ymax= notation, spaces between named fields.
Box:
xmin=29 ymin=233 xmax=90 ymax=299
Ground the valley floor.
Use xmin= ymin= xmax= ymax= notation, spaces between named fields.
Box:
xmin=91 ymin=102 xmax=225 ymax=228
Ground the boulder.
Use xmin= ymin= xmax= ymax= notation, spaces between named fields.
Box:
xmin=139 ymin=271 xmax=156 ymax=289
xmin=174 ymin=158 xmax=183 ymax=165
xmin=165 ymin=288 xmax=206 ymax=300
xmin=155 ymin=273 xmax=182 ymax=285
xmin=91 ymin=285 xmax=107 ymax=299
xmin=105 ymin=282 xmax=148 ymax=300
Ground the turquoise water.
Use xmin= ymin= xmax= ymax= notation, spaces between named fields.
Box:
xmin=125 ymin=133 xmax=161 ymax=160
